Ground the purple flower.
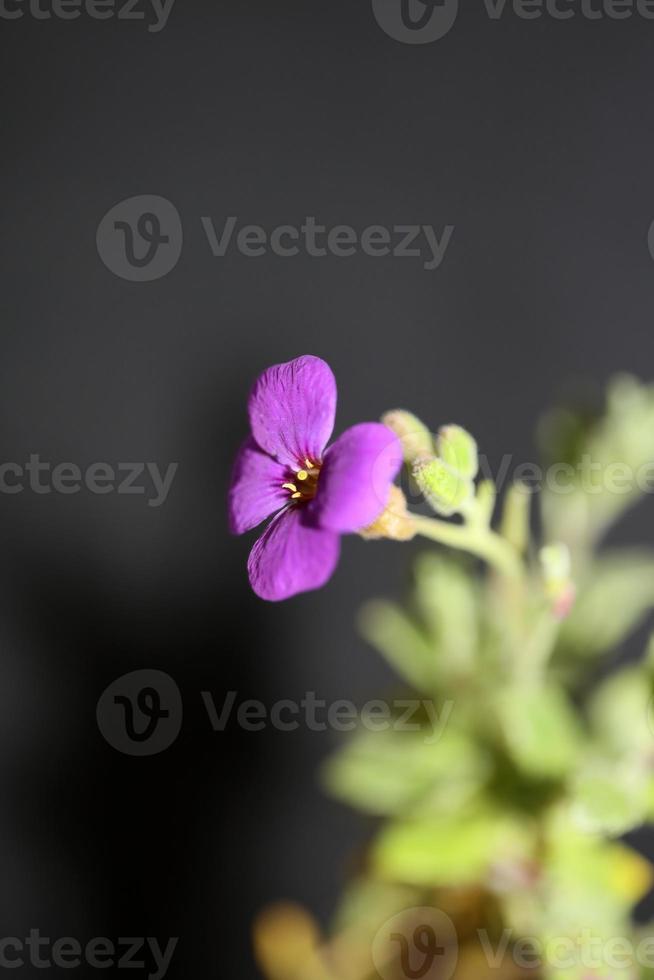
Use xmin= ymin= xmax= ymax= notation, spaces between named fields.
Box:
xmin=228 ymin=355 xmax=403 ymax=601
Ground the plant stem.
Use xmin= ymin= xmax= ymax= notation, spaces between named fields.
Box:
xmin=412 ymin=514 xmax=524 ymax=581
xmin=520 ymin=607 xmax=563 ymax=685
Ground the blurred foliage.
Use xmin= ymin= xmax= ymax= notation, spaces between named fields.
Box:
xmin=255 ymin=376 xmax=654 ymax=980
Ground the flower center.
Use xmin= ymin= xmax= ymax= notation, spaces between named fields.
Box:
xmin=282 ymin=459 xmax=321 ymax=504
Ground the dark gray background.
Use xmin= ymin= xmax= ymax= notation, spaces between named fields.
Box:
xmin=1 ymin=1 xmax=654 ymax=976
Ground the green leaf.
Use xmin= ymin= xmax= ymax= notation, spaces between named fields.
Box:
xmin=540 ymin=819 xmax=652 ymax=936
xmin=373 ymin=808 xmax=533 ymax=887
xmin=587 ymin=666 xmax=654 ymax=758
xmin=323 ymin=726 xmax=486 ymax=817
xmin=496 ymin=685 xmax=582 ymax=779
xmin=555 ymin=551 xmax=654 ymax=661
xmin=413 ymin=554 xmax=478 ymax=676
xmin=540 ymin=375 xmax=654 ymax=550
xmin=568 ymin=759 xmax=650 ymax=836
xmin=359 ymin=600 xmax=439 ymax=693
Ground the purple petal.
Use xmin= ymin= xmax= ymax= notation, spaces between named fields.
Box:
xmin=312 ymin=423 xmax=403 ymax=533
xmin=228 ymin=437 xmax=289 ymax=535
xmin=247 ymin=507 xmax=341 ymax=601
xmin=248 ymin=355 xmax=337 ymax=468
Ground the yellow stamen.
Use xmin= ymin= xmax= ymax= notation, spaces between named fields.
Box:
xmin=296 ymin=470 xmax=309 ymax=482
xmin=304 ymin=458 xmax=313 ymax=469
xmin=291 ymin=492 xmax=302 ymax=499
xmin=282 ymin=483 xmax=297 ymax=493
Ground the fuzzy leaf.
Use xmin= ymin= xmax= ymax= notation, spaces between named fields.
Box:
xmin=496 ymin=685 xmax=582 ymax=779
xmin=587 ymin=666 xmax=654 ymax=758
xmin=413 ymin=554 xmax=478 ymax=676
xmin=540 ymin=375 xmax=654 ymax=550
xmin=359 ymin=600 xmax=439 ymax=693
xmin=323 ymin=726 xmax=485 ymax=817
xmin=373 ymin=809 xmax=532 ymax=887
xmin=555 ymin=552 xmax=654 ymax=661
xmin=568 ymin=759 xmax=650 ymax=836
xmin=540 ymin=821 xmax=653 ymax=937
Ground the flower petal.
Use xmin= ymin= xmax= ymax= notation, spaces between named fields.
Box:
xmin=247 ymin=507 xmax=341 ymax=601
xmin=312 ymin=423 xmax=403 ymax=533
xmin=248 ymin=355 xmax=337 ymax=468
xmin=228 ymin=437 xmax=289 ymax=534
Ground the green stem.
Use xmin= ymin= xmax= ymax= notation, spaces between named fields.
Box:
xmin=412 ymin=514 xmax=524 ymax=581
xmin=520 ymin=605 xmax=563 ymax=685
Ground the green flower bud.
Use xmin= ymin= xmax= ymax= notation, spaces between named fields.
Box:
xmin=413 ymin=457 xmax=473 ymax=517
xmin=436 ymin=425 xmax=479 ymax=480
xmin=382 ymin=410 xmax=434 ymax=465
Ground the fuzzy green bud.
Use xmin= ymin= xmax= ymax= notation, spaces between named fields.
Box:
xmin=436 ymin=425 xmax=479 ymax=480
xmin=413 ymin=457 xmax=473 ymax=517
xmin=382 ymin=410 xmax=434 ymax=465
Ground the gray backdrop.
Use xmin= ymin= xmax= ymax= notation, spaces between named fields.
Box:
xmin=1 ymin=0 xmax=654 ymax=976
